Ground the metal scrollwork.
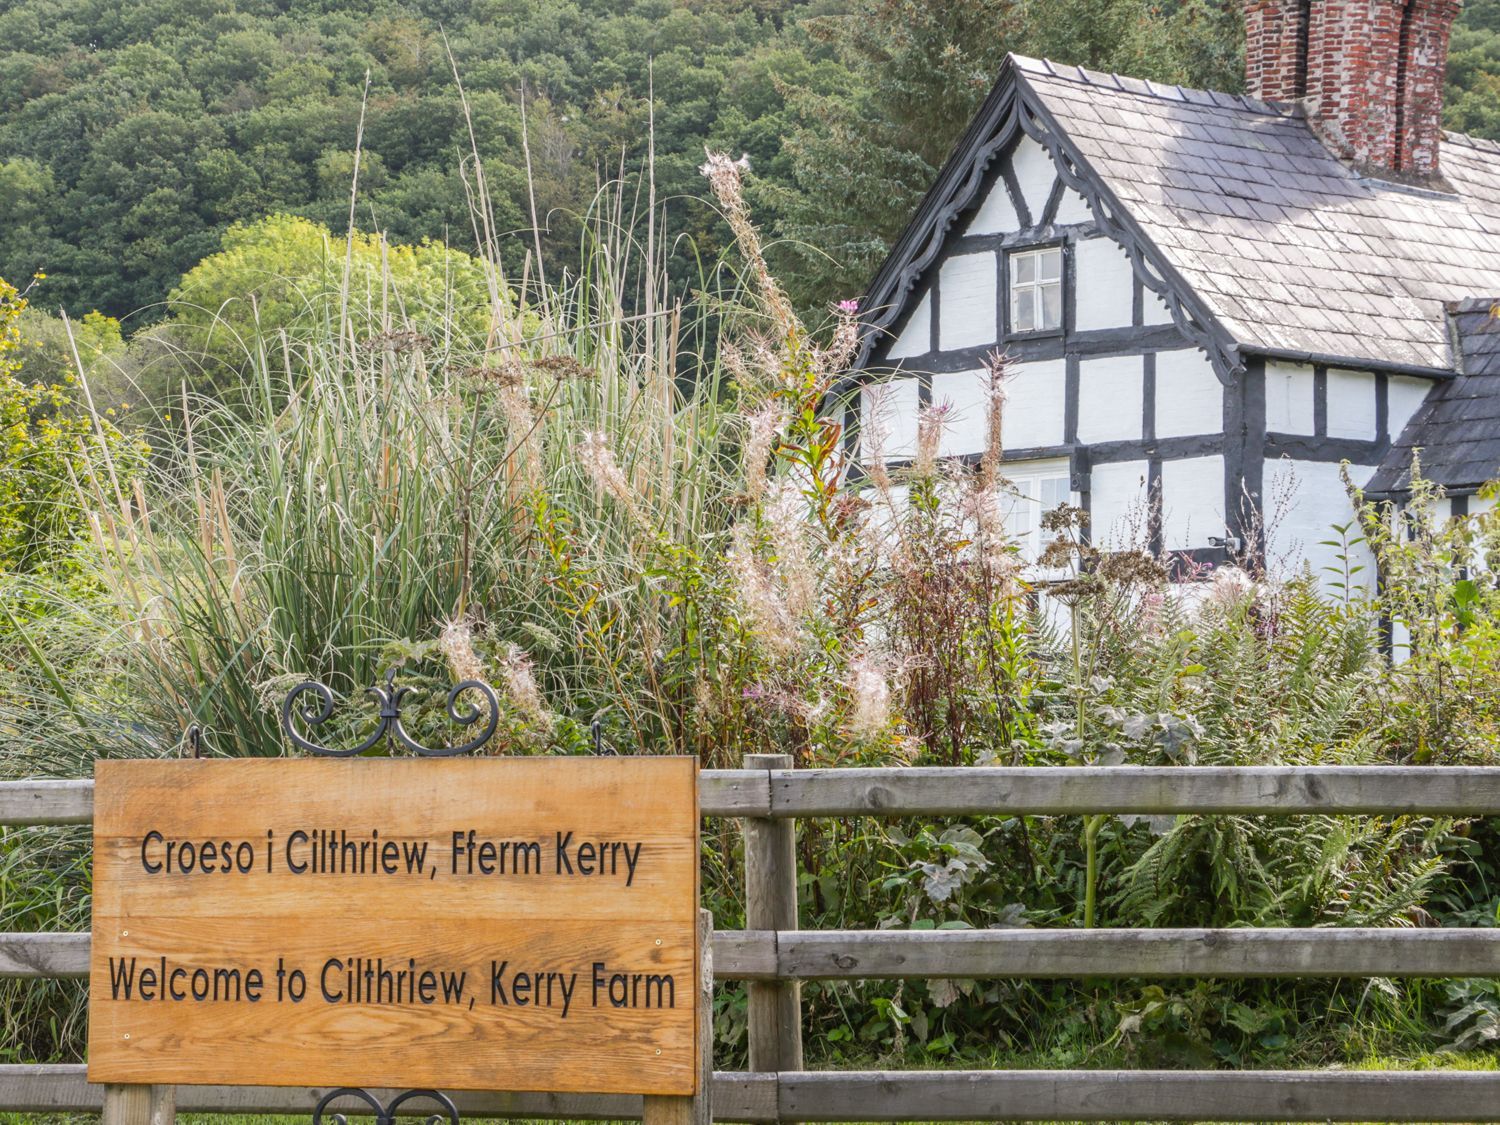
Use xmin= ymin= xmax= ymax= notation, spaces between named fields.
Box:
xmin=312 ymin=1087 xmax=460 ymax=1125
xmin=282 ymin=669 xmax=499 ymax=758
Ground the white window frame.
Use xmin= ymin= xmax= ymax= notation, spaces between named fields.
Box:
xmin=998 ymin=457 xmax=1076 ymax=565
xmin=1008 ymin=246 xmax=1064 ymax=334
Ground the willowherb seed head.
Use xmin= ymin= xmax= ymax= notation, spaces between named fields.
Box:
xmin=439 ymin=618 xmax=486 ymax=685
xmin=499 ymin=644 xmax=551 ymax=728
xmin=846 ymin=654 xmax=890 ymax=739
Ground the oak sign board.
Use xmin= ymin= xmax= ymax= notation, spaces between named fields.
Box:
xmin=88 ymin=757 xmax=700 ymax=1094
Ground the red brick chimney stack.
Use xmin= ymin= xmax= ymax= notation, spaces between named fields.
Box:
xmin=1244 ymin=0 xmax=1462 ymax=181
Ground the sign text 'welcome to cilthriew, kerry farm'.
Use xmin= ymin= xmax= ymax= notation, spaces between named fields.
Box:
xmin=87 ymin=757 xmax=700 ymax=1094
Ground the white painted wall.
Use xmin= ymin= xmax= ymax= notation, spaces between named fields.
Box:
xmin=1160 ymin=455 xmax=1226 ymax=550
xmin=1010 ymin=134 xmax=1057 ymax=221
xmin=938 ymin=253 xmax=997 ymax=351
xmin=1264 ymin=360 xmax=1316 ymax=435
xmin=860 ymin=378 xmax=921 ymax=463
xmin=1143 ymin=287 xmax=1173 ymax=326
xmin=1263 ymin=457 xmax=1377 ymax=590
xmin=1326 ymin=368 xmax=1377 ymax=440
xmin=1387 ymin=374 xmax=1436 ymax=438
xmin=1077 ymin=354 xmax=1143 ymax=443
xmin=1090 ymin=460 xmax=1151 ymax=550
xmin=1154 ymin=350 xmax=1223 ymax=438
xmin=1073 ymin=236 xmax=1134 ymax=332
xmin=1054 ymin=185 xmax=1093 ymax=224
xmin=965 ymin=177 xmax=1020 ymax=236
xmin=886 ymin=291 xmax=931 ymax=359
xmin=1002 ymin=359 xmax=1067 ymax=450
xmin=931 ymin=368 xmax=989 ymax=458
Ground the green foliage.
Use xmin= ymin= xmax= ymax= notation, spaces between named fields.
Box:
xmin=0 ymin=276 xmax=144 ymax=580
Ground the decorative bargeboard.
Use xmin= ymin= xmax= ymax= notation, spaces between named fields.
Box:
xmin=87 ymin=757 xmax=700 ymax=1095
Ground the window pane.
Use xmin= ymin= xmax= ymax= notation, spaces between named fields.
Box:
xmin=1002 ymin=493 xmax=1032 ymax=541
xmin=1041 ymin=281 xmax=1062 ymax=329
xmin=1013 ymin=288 xmax=1035 ymax=332
xmin=1038 ymin=248 xmax=1062 ymax=281
xmin=1040 ymin=476 xmax=1071 ymax=509
xmin=1012 ymin=252 xmax=1036 ymax=284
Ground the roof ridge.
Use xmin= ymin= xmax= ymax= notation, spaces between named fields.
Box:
xmin=1009 ymin=52 xmax=1298 ymax=118
xmin=1443 ymin=129 xmax=1500 ymax=155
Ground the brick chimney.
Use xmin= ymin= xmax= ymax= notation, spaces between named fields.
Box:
xmin=1244 ymin=0 xmax=1462 ymax=180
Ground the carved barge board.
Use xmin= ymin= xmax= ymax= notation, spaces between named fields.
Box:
xmin=88 ymin=758 xmax=700 ymax=1095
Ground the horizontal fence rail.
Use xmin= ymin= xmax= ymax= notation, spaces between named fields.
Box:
xmin=6 ymin=1064 xmax=1500 ymax=1122
xmin=21 ymin=928 xmax=1500 ymax=982
xmin=13 ymin=766 xmax=1500 ymax=824
xmin=6 ymin=766 xmax=1500 ymax=1123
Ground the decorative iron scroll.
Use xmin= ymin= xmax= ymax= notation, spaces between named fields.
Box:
xmin=312 ymin=1087 xmax=461 ymax=1125
xmin=281 ymin=669 xmax=499 ymax=758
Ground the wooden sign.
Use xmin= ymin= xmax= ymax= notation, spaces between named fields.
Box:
xmin=88 ymin=757 xmax=700 ymax=1094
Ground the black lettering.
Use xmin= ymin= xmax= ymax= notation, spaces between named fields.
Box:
xmin=478 ymin=840 xmax=496 ymax=874
xmin=169 ymin=967 xmax=186 ymax=1000
xmin=440 ymin=969 xmax=465 ymax=1004
xmin=381 ymin=840 xmax=399 ymax=874
xmin=287 ymin=830 xmax=308 ymax=874
xmin=402 ymin=839 xmax=428 ymax=873
xmin=213 ymin=967 xmax=242 ymax=1001
xmin=577 ymin=841 xmax=596 ymax=875
xmin=139 ymin=965 xmax=157 ymax=1000
xmin=516 ymin=841 xmax=541 ymax=874
xmin=644 ymin=973 xmax=675 ymax=1008
xmin=490 ymin=960 xmax=508 ymax=1005
xmin=246 ymin=968 xmax=263 ymax=1001
xmin=321 ymin=958 xmax=344 ymax=1002
xmin=109 ymin=956 xmax=136 ymax=999
xmin=513 ymin=971 xmax=530 ymax=1006
xmin=200 ymin=839 xmax=218 ymax=871
xmin=141 ymin=831 xmax=163 ymax=874
xmin=591 ymin=961 xmax=605 ymax=1007
xmin=556 ymin=831 xmax=574 ymax=874
xmin=419 ymin=970 xmax=436 ymax=1004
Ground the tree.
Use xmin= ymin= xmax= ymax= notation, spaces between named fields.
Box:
xmin=765 ymin=0 xmax=1244 ymax=311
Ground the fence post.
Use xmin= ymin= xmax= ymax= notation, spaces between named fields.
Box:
xmin=102 ymin=1084 xmax=174 ymax=1125
xmin=743 ymin=753 xmax=802 ymax=1081
xmin=643 ymin=907 xmax=713 ymax=1125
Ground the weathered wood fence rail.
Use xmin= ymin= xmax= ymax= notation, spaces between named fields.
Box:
xmin=6 ymin=761 xmax=1500 ymax=1121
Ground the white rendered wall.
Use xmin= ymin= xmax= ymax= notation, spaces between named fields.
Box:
xmin=1160 ymin=455 xmax=1226 ymax=550
xmin=1009 ymin=134 xmax=1057 ymax=220
xmin=965 ymin=177 xmax=1020 ymax=236
xmin=1073 ymin=236 xmax=1135 ymax=332
xmin=1387 ymin=374 xmax=1435 ymax=438
xmin=861 ymin=378 xmax=921 ymax=464
xmin=1090 ymin=460 xmax=1150 ymax=550
xmin=886 ymin=292 xmax=931 ymax=359
xmin=1077 ymin=354 xmax=1143 ymax=443
xmin=1264 ymin=360 xmax=1316 ymax=435
xmin=1154 ymin=350 xmax=1223 ymax=438
xmin=938 ymin=253 xmax=997 ymax=351
xmin=931 ymin=368 xmax=989 ymax=458
xmin=1326 ymin=368 xmax=1377 ymax=440
xmin=1143 ymin=287 xmax=1173 ymax=326
xmin=1263 ymin=457 xmax=1377 ymax=590
xmin=1054 ymin=185 xmax=1093 ymax=224
xmin=1001 ymin=359 xmax=1067 ymax=450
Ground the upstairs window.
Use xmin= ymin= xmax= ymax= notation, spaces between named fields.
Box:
xmin=1008 ymin=246 xmax=1063 ymax=334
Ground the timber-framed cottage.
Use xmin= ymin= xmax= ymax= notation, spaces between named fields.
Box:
xmin=850 ymin=0 xmax=1500 ymax=582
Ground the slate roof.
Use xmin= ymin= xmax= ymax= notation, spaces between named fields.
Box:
xmin=1012 ymin=55 xmax=1500 ymax=375
xmin=1367 ymin=299 xmax=1500 ymax=496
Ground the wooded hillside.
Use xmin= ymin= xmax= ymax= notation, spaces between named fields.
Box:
xmin=0 ymin=0 xmax=1497 ymax=321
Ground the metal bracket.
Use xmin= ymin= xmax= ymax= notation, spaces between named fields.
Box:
xmin=312 ymin=1088 xmax=460 ymax=1125
xmin=281 ymin=668 xmax=500 ymax=757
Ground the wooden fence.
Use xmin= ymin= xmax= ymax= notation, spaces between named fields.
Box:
xmin=6 ymin=759 xmax=1500 ymax=1121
